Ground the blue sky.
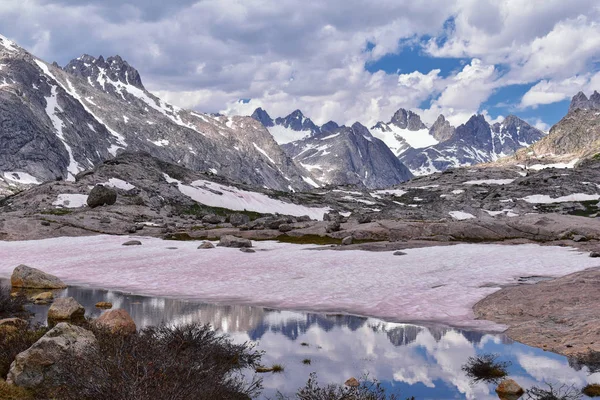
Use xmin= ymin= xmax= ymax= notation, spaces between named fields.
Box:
xmin=1 ymin=0 xmax=599 ymax=131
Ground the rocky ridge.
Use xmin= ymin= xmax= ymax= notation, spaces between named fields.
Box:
xmin=0 ymin=35 xmax=313 ymax=196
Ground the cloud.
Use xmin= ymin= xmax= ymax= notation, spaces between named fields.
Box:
xmin=0 ymin=0 xmax=598 ymax=129
xmin=520 ymin=72 xmax=600 ymax=109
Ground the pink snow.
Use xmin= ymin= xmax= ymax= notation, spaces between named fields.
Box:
xmin=0 ymin=236 xmax=597 ymax=330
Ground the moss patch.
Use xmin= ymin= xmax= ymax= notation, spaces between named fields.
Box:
xmin=177 ymin=203 xmax=263 ymax=221
xmin=40 ymin=208 xmax=72 ymax=215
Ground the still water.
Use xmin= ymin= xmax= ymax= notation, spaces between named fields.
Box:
xmin=9 ymin=282 xmax=600 ymax=399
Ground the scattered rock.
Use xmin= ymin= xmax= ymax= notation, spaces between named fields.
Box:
xmin=87 ymin=185 xmax=117 ymax=208
xmin=229 ymin=213 xmax=250 ymax=227
xmin=326 ymin=221 xmax=341 ymax=233
xmin=95 ymin=302 xmax=113 ymax=309
xmin=590 ymin=251 xmax=600 ymax=258
xmin=495 ymin=379 xmax=524 ymax=399
xmin=573 ymin=235 xmax=587 ymax=242
xmin=278 ymin=223 xmax=293 ymax=233
xmin=341 ymin=236 xmax=353 ymax=245
xmin=47 ymin=297 xmax=85 ymax=322
xmin=198 ymin=241 xmax=215 ymax=249
xmin=6 ymin=323 xmax=97 ymax=389
xmin=40 ymin=220 xmax=50 ymax=226
xmin=218 ymin=235 xmax=252 ymax=248
xmin=393 ymin=251 xmax=407 ymax=256
xmin=240 ymin=248 xmax=256 ymax=253
xmin=202 ymin=214 xmax=224 ymax=224
xmin=11 ymin=265 xmax=66 ymax=289
xmin=357 ymin=214 xmax=372 ymax=224
xmin=296 ymin=215 xmax=312 ymax=222
xmin=345 ymin=377 xmax=360 ymax=387
xmin=99 ymin=216 xmax=111 ymax=224
xmin=122 ymin=240 xmax=142 ymax=246
xmin=95 ymin=309 xmax=136 ymax=335
xmin=127 ymin=226 xmax=137 ymax=233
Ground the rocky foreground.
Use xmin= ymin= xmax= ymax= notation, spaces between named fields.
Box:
xmin=1 ymin=151 xmax=600 ymax=359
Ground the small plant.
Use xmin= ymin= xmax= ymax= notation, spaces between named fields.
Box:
xmin=302 ymin=358 xmax=312 ymax=365
xmin=271 ymin=364 xmax=284 ymax=373
xmin=525 ymin=383 xmax=582 ymax=400
xmin=583 ymin=384 xmax=600 ymax=397
xmin=0 ymin=323 xmax=48 ymax=378
xmin=461 ymin=353 xmax=510 ymax=384
xmin=0 ymin=379 xmax=34 ymax=400
xmin=0 ymin=286 xmax=26 ymax=318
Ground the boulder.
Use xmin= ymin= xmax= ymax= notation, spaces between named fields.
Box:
xmin=239 ymin=248 xmax=256 ymax=253
xmin=590 ymin=251 xmax=600 ymax=258
xmin=95 ymin=309 xmax=136 ymax=335
xmin=202 ymin=214 xmax=224 ymax=224
xmin=217 ymin=235 xmax=252 ymax=248
xmin=495 ymin=379 xmax=524 ymax=399
xmin=11 ymin=265 xmax=66 ymax=289
xmin=122 ymin=240 xmax=142 ymax=246
xmin=341 ymin=236 xmax=353 ymax=246
xmin=87 ymin=185 xmax=117 ymax=208
xmin=47 ymin=297 xmax=85 ymax=322
xmin=357 ymin=214 xmax=372 ymax=224
xmin=198 ymin=241 xmax=215 ymax=249
xmin=296 ymin=215 xmax=312 ymax=222
xmin=229 ymin=213 xmax=250 ymax=227
xmin=393 ymin=251 xmax=407 ymax=256
xmin=326 ymin=221 xmax=341 ymax=233
xmin=344 ymin=377 xmax=360 ymax=387
xmin=6 ymin=323 xmax=96 ymax=389
xmin=278 ymin=224 xmax=294 ymax=233
xmin=573 ymin=235 xmax=587 ymax=242
xmin=95 ymin=302 xmax=113 ymax=309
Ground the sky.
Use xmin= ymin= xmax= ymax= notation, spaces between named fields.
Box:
xmin=2 ymin=0 xmax=600 ymax=131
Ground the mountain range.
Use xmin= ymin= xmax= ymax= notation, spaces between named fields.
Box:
xmin=0 ymin=32 xmax=597 ymax=196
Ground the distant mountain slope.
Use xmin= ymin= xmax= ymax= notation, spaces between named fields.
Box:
xmin=513 ymin=91 xmax=600 ymax=166
xmin=401 ymin=114 xmax=545 ymax=175
xmin=370 ymin=108 xmax=437 ymax=156
xmin=251 ymin=108 xmax=322 ymax=144
xmin=0 ymin=34 xmax=312 ymax=191
xmin=282 ymin=122 xmax=413 ymax=188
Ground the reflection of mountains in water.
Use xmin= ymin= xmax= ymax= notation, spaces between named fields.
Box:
xmin=17 ymin=282 xmax=507 ymax=349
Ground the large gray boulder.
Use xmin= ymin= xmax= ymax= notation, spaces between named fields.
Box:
xmin=229 ymin=213 xmax=250 ymax=227
xmin=7 ymin=323 xmax=96 ymax=389
xmin=87 ymin=185 xmax=117 ymax=208
xmin=11 ymin=265 xmax=66 ymax=289
xmin=217 ymin=235 xmax=252 ymax=248
xmin=47 ymin=297 xmax=85 ymax=323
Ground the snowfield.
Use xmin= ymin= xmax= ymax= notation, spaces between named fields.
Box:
xmin=1 ymin=236 xmax=597 ymax=330
xmin=164 ymin=174 xmax=330 ymax=220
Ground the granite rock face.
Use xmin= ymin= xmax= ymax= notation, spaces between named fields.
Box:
xmin=0 ymin=36 xmax=312 ymax=192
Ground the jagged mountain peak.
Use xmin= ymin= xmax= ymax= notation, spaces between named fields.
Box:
xmin=251 ymin=107 xmax=274 ymax=127
xmin=390 ymin=108 xmax=427 ymax=131
xmin=429 ymin=114 xmax=455 ymax=142
xmin=64 ymin=54 xmax=144 ymax=90
xmin=569 ymin=90 xmax=600 ymax=112
xmin=321 ymin=120 xmax=339 ymax=133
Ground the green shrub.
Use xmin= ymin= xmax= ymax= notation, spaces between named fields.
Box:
xmin=461 ymin=354 xmax=510 ymax=384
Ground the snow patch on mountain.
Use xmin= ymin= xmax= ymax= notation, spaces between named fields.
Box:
xmin=164 ymin=173 xmax=330 ymax=219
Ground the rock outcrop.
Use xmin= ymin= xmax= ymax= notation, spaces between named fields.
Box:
xmin=10 ymin=265 xmax=66 ymax=289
